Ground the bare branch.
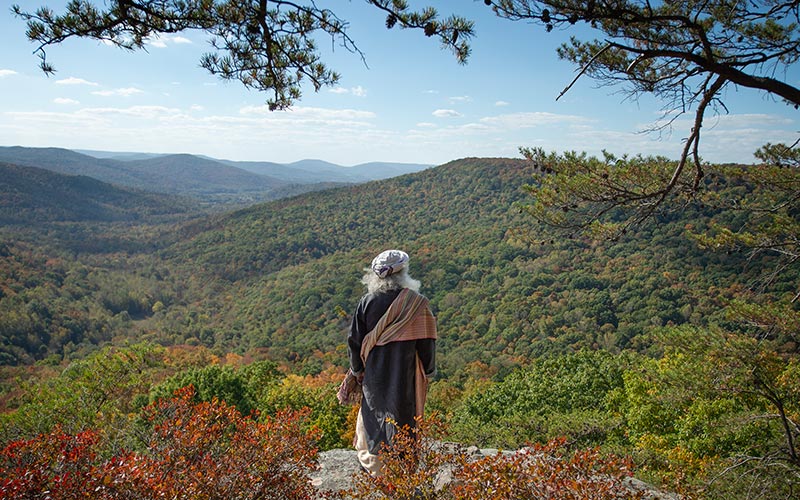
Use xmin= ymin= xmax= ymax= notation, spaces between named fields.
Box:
xmin=556 ymin=43 xmax=612 ymax=101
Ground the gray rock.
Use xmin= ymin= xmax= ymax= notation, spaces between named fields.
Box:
xmin=311 ymin=449 xmax=359 ymax=497
xmin=624 ymin=477 xmax=682 ymax=500
xmin=310 ymin=447 xmax=678 ymax=499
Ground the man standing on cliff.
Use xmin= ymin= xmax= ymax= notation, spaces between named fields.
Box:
xmin=347 ymin=249 xmax=437 ymax=476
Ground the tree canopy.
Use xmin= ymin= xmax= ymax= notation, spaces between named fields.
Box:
xmin=12 ymin=0 xmax=474 ymax=111
xmin=480 ymin=1 xmax=799 ymax=291
xmin=490 ymin=0 xmax=800 ymax=178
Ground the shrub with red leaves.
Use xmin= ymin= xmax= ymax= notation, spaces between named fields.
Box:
xmin=0 ymin=386 xmax=322 ymax=499
xmin=449 ymin=437 xmax=643 ymax=500
xmin=0 ymin=426 xmax=102 ymax=499
xmin=346 ymin=417 xmax=643 ymax=500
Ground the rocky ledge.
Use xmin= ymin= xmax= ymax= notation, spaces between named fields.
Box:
xmin=311 ymin=447 xmax=679 ymax=499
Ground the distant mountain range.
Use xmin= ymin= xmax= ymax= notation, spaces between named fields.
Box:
xmin=0 ymin=162 xmax=196 ymax=224
xmin=73 ymin=148 xmax=432 ymax=184
xmin=0 ymin=146 xmax=432 ymax=206
xmin=216 ymin=158 xmax=434 ymax=184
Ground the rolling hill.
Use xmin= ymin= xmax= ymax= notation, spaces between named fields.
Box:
xmin=0 ymin=147 xmax=146 ymax=186
xmin=0 ymin=147 xmax=431 ymax=206
xmin=211 ymin=158 xmax=431 ymax=183
xmin=171 ymin=157 xmax=534 ymax=280
xmin=159 ymin=157 xmax=774 ymax=377
xmin=2 ymin=154 xmax=795 ymax=499
xmin=0 ymin=147 xmax=285 ymax=201
xmin=74 ymin=147 xmax=432 ymax=182
xmin=0 ymin=162 xmax=198 ymax=224
xmin=114 ymin=154 xmax=286 ymax=194
xmin=0 ymin=156 xmax=784 ymax=376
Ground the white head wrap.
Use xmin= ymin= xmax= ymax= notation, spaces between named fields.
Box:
xmin=371 ymin=249 xmax=409 ymax=279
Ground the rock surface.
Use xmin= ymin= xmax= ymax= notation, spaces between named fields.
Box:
xmin=310 ymin=447 xmax=680 ymax=499
xmin=311 ymin=449 xmax=361 ymax=496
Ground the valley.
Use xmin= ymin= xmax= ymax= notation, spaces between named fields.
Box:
xmin=0 ymin=148 xmax=797 ymax=498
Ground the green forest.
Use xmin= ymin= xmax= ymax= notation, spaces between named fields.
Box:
xmin=1 ymin=155 xmax=798 ymax=498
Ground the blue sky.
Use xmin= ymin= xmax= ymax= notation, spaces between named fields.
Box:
xmin=1 ymin=1 xmax=798 ymax=166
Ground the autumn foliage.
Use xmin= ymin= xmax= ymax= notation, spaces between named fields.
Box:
xmin=346 ymin=416 xmax=642 ymax=500
xmin=0 ymin=386 xmax=320 ymax=499
xmin=0 ymin=426 xmax=102 ymax=499
xmin=449 ymin=439 xmax=643 ymax=500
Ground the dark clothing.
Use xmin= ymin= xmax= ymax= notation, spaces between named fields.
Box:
xmin=348 ymin=289 xmax=436 ymax=454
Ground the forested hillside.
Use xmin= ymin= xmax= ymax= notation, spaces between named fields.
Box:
xmin=0 ymin=162 xmax=198 ymax=224
xmin=1 ymin=155 xmax=797 ymax=497
xmin=0 ymin=147 xmax=287 ymax=205
xmin=149 ymin=157 xmax=784 ymax=379
xmin=0 ymin=147 xmax=431 ymax=207
xmin=0 ymin=156 xmax=781 ymax=374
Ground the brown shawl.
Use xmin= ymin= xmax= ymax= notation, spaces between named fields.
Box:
xmin=359 ymin=288 xmax=437 ymax=418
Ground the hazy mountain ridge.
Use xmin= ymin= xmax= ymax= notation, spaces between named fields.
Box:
xmin=0 ymin=147 xmax=284 ymax=198
xmin=74 ymin=149 xmax=167 ymax=161
xmin=0 ymin=162 xmax=197 ymax=224
xmin=0 ymin=146 xmax=432 ymax=206
xmin=219 ymin=158 xmax=431 ymax=183
xmin=75 ymin=147 xmax=432 ymax=182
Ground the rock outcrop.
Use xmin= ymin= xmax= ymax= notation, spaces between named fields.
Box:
xmin=311 ymin=449 xmax=361 ymax=496
xmin=310 ymin=447 xmax=679 ymax=499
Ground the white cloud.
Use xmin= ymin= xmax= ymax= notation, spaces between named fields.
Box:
xmin=2 ymin=106 xmax=184 ymax=128
xmin=81 ymin=105 xmax=182 ymax=119
xmin=449 ymin=95 xmax=471 ymax=103
xmin=649 ymin=112 xmax=798 ymax=162
xmin=4 ymin=110 xmax=112 ymax=130
xmin=635 ymin=112 xmax=796 ymax=151
xmin=433 ymin=109 xmax=462 ymax=118
xmin=510 ymin=109 xmax=798 ymax=163
xmin=5 ymin=92 xmax=790 ymax=166
xmin=407 ymin=122 xmax=492 ymax=140
xmin=56 ymin=77 xmax=99 ymax=86
xmin=145 ymin=34 xmax=193 ymax=48
xmin=239 ymin=105 xmax=376 ymax=121
xmin=53 ymin=98 xmax=80 ymax=105
xmin=708 ymin=112 xmax=793 ymax=128
xmin=329 ymin=85 xmax=367 ymax=97
xmin=461 ymin=123 xmax=492 ymax=132
xmin=91 ymin=87 xmax=144 ymax=97
xmin=0 ymin=69 xmax=18 ymax=78
xmin=480 ymin=111 xmax=590 ymax=128
xmin=146 ymin=38 xmax=168 ymax=49
xmin=495 ymin=100 xmax=510 ymax=107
